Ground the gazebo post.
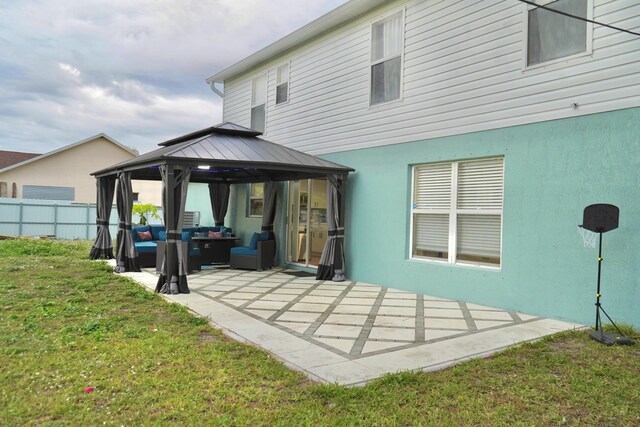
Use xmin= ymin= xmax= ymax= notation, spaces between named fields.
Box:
xmin=164 ymin=163 xmax=176 ymax=286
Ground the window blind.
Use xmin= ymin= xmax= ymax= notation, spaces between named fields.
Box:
xmin=414 ymin=213 xmax=449 ymax=253
xmin=457 ymin=158 xmax=504 ymax=210
xmin=457 ymin=214 xmax=501 ymax=259
xmin=23 ymin=185 xmax=74 ymax=201
xmin=414 ymin=163 xmax=451 ymax=209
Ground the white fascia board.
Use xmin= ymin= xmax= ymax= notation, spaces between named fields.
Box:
xmin=206 ymin=0 xmax=388 ymax=84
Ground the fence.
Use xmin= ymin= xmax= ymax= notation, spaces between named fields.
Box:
xmin=0 ymin=198 xmax=207 ymax=240
xmin=0 ymin=198 xmax=118 ymax=240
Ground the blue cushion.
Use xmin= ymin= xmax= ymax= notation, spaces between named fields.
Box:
xmin=230 ymin=246 xmax=257 ymax=256
xmin=249 ymin=232 xmax=260 ymax=250
xmin=134 ymin=241 xmax=157 ymax=253
xmin=181 ymin=230 xmax=192 ymax=242
xmin=150 ymin=225 xmax=165 ymax=241
xmin=259 ymin=231 xmax=270 ymax=241
xmin=132 ymin=225 xmax=150 ymax=242
xmin=158 ymin=230 xmax=167 ymax=241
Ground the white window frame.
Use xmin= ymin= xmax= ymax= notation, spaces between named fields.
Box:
xmin=250 ymin=74 xmax=267 ymax=133
xmin=275 ymin=61 xmax=290 ymax=106
xmin=409 ymin=158 xmax=504 ymax=269
xmin=248 ymin=182 xmax=264 ymax=217
xmin=522 ymin=0 xmax=593 ymax=71
xmin=369 ymin=7 xmax=405 ymax=108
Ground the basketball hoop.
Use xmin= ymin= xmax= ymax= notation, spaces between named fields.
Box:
xmin=580 ymin=204 xmax=633 ymax=346
xmin=577 ymin=225 xmax=597 ymax=248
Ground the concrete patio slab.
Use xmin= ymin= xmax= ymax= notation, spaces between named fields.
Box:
xmin=116 ymin=265 xmax=583 ymax=386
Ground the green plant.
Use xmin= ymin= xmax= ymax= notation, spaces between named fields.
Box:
xmin=132 ymin=203 xmax=161 ymax=225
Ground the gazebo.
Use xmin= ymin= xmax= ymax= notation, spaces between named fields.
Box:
xmin=89 ymin=123 xmax=354 ymax=294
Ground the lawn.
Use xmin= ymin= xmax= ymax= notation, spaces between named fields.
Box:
xmin=1 ymin=239 xmax=639 ymax=426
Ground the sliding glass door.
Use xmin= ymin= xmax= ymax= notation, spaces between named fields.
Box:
xmin=287 ymin=178 xmax=327 ymax=267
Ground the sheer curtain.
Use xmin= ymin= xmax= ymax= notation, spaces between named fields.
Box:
xmin=527 ymin=0 xmax=587 ymax=66
xmin=371 ymin=12 xmax=402 ymax=104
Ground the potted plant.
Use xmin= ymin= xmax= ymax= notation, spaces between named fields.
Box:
xmin=132 ymin=203 xmax=161 ymax=225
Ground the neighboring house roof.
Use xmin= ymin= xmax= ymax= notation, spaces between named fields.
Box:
xmin=92 ymin=122 xmax=354 ymax=183
xmin=206 ymin=0 xmax=388 ymax=84
xmin=0 ymin=133 xmax=138 ymax=174
xmin=0 ymin=150 xmax=41 ymax=170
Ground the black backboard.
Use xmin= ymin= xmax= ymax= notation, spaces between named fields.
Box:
xmin=582 ymin=204 xmax=619 ymax=233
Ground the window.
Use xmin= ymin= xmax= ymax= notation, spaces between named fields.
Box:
xmin=276 ymin=63 xmax=289 ymax=105
xmin=370 ymin=10 xmax=403 ymax=106
xmin=526 ymin=0 xmax=590 ymax=67
xmin=411 ymin=158 xmax=504 ymax=268
xmin=248 ymin=183 xmax=264 ymax=217
xmin=251 ymin=75 xmax=267 ymax=133
xmin=22 ymin=185 xmax=74 ymax=201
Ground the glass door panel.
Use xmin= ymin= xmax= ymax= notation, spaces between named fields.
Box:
xmin=287 ymin=178 xmax=327 ymax=267
xmin=308 ymin=179 xmax=327 ymax=267
xmin=288 ymin=181 xmax=302 ymax=263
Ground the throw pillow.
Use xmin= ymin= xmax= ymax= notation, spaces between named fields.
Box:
xmin=249 ymin=232 xmax=260 ymax=249
xmin=208 ymin=230 xmax=224 ymax=238
xmin=137 ymin=230 xmax=152 ymax=242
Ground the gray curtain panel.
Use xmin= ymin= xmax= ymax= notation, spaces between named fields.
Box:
xmin=261 ymin=181 xmax=277 ymax=241
xmin=90 ymin=176 xmax=116 ymax=259
xmin=156 ymin=165 xmax=192 ymax=294
xmin=208 ymin=182 xmax=230 ymax=226
xmin=114 ymin=172 xmax=140 ymax=273
xmin=316 ymin=175 xmax=346 ymax=282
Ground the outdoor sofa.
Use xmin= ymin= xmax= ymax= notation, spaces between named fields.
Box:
xmin=131 ymin=225 xmax=232 ymax=270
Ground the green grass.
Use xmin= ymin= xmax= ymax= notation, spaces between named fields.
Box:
xmin=1 ymin=240 xmax=639 ymax=426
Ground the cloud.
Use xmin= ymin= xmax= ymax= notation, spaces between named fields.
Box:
xmin=59 ymin=63 xmax=81 ymax=78
xmin=0 ymin=0 xmax=348 ymax=154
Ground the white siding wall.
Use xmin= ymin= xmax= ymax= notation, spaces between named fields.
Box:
xmin=222 ymin=0 xmax=640 ymax=155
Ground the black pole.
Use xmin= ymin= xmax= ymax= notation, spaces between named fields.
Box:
xmin=594 ymin=231 xmax=603 ymax=331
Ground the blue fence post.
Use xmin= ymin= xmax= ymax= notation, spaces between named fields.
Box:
xmin=18 ymin=202 xmax=23 ymax=236
xmin=53 ymin=204 xmax=58 ymax=238
xmin=86 ymin=204 xmax=90 ymax=239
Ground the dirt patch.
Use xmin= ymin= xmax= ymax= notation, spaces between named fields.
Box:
xmin=548 ymin=337 xmax=588 ymax=357
xmin=198 ymin=332 xmax=220 ymax=344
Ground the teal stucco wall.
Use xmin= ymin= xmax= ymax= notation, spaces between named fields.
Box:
xmin=318 ymin=108 xmax=640 ymax=328
xmin=185 ymin=183 xmax=214 ymax=226
xmin=225 ymin=182 xmax=288 ymax=263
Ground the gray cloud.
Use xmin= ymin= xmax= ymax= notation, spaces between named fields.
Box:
xmin=0 ymin=0 xmax=347 ymax=154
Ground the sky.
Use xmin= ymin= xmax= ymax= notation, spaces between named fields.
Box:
xmin=0 ymin=0 xmax=348 ymax=154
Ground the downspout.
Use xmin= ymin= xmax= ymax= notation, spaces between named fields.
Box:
xmin=209 ymin=81 xmax=224 ymax=98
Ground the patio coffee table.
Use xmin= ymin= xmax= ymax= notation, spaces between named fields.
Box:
xmin=192 ymin=236 xmax=240 ymax=265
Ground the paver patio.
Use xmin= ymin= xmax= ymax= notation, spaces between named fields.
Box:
xmin=119 ymin=265 xmax=583 ymax=386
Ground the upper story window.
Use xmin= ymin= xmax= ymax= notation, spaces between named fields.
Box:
xmin=526 ymin=0 xmax=591 ymax=67
xmin=251 ymin=75 xmax=267 ymax=133
xmin=276 ymin=63 xmax=289 ymax=105
xmin=370 ymin=10 xmax=403 ymax=106
xmin=411 ymin=158 xmax=504 ymax=268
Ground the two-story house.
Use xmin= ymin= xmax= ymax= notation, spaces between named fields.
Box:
xmin=206 ymin=0 xmax=640 ymax=328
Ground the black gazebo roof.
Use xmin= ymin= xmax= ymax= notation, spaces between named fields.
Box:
xmin=92 ymin=123 xmax=354 ymax=183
